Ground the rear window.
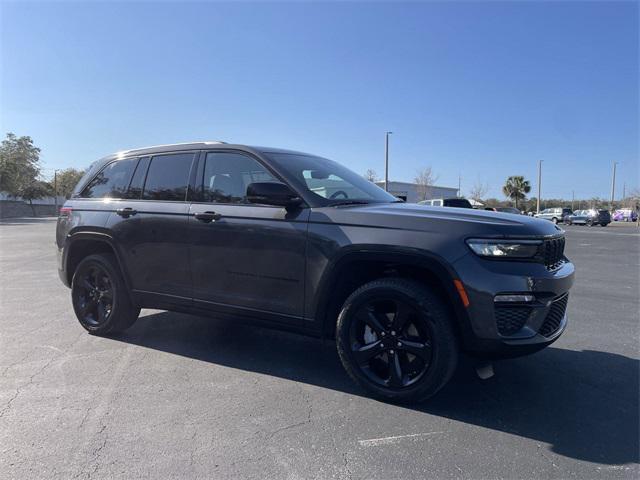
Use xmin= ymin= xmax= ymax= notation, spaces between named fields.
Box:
xmin=443 ymin=198 xmax=472 ymax=208
xmin=79 ymin=158 xmax=138 ymax=199
xmin=141 ymin=153 xmax=195 ymax=201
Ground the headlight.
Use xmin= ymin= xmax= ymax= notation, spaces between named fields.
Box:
xmin=466 ymin=239 xmax=541 ymax=258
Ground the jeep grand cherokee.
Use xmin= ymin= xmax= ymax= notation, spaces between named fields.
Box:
xmin=56 ymin=142 xmax=574 ymax=402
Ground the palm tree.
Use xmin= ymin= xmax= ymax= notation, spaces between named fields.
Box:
xmin=502 ymin=176 xmax=531 ymax=208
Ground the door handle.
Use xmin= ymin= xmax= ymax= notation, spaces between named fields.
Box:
xmin=194 ymin=211 xmax=222 ymax=223
xmin=115 ymin=207 xmax=137 ymax=218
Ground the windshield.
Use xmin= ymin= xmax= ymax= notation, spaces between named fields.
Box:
xmin=265 ymin=152 xmax=398 ymax=206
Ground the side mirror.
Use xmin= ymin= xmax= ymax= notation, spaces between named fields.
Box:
xmin=246 ymin=182 xmax=302 ymax=208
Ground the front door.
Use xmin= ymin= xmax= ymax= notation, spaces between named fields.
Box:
xmin=189 ymin=151 xmax=309 ymax=322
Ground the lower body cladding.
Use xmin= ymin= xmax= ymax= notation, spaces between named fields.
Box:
xmin=452 ymin=253 xmax=575 ymax=359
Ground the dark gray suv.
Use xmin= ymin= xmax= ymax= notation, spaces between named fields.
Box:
xmin=56 ymin=142 xmax=575 ymax=402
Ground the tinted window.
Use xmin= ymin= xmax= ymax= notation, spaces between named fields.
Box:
xmin=202 ymin=152 xmax=277 ymax=204
xmin=142 ymin=153 xmax=194 ymax=201
xmin=443 ymin=198 xmax=472 ymax=208
xmin=126 ymin=157 xmax=150 ymax=199
xmin=80 ymin=158 xmax=138 ymax=199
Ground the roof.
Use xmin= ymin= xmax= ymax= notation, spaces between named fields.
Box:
xmin=98 ymin=142 xmax=313 ymax=163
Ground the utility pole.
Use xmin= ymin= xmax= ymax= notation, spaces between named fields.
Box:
xmin=458 ymin=175 xmax=461 ymax=197
xmin=610 ymin=162 xmax=618 ymax=210
xmin=536 ymin=160 xmax=543 ymax=214
xmin=571 ymin=190 xmax=575 ymax=211
xmin=384 ymin=131 xmax=392 ymax=192
xmin=54 ymin=169 xmax=58 ymax=214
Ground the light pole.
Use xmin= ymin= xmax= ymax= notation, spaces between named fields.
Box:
xmin=571 ymin=190 xmax=574 ymax=211
xmin=610 ymin=161 xmax=618 ymax=210
xmin=536 ymin=160 xmax=543 ymax=214
xmin=54 ymin=169 xmax=59 ymax=214
xmin=384 ymin=131 xmax=392 ymax=192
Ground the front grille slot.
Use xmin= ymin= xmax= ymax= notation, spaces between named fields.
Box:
xmin=539 ymin=294 xmax=569 ymax=337
xmin=496 ymin=306 xmax=531 ymax=336
xmin=540 ymin=237 xmax=566 ymax=270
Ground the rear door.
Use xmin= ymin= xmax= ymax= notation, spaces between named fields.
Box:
xmin=188 ymin=150 xmax=309 ymax=322
xmin=106 ymin=152 xmax=196 ymax=304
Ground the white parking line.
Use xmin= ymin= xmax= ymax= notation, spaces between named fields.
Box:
xmin=358 ymin=431 xmax=444 ymax=447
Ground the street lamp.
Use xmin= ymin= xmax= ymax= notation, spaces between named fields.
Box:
xmin=610 ymin=161 xmax=618 ymax=210
xmin=384 ymin=131 xmax=393 ymax=192
xmin=536 ymin=160 xmax=543 ymax=214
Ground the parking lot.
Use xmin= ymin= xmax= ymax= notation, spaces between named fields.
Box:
xmin=1 ymin=218 xmax=638 ymax=479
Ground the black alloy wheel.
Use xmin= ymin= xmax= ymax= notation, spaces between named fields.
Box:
xmin=74 ymin=264 xmax=114 ymax=327
xmin=349 ymin=297 xmax=432 ymax=388
xmin=71 ymin=253 xmax=140 ymax=334
xmin=336 ymin=278 xmax=458 ymax=403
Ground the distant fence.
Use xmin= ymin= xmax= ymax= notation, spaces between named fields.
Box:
xmin=0 ymin=200 xmax=58 ymax=218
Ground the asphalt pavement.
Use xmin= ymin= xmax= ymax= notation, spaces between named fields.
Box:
xmin=1 ymin=218 xmax=638 ymax=479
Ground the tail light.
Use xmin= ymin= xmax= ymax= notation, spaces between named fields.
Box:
xmin=59 ymin=207 xmax=72 ymax=217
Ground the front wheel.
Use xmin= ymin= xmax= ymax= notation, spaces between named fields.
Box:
xmin=71 ymin=253 xmax=140 ymax=335
xmin=552 ymin=217 xmax=558 ymax=224
xmin=601 ymin=223 xmax=608 ymax=227
xmin=336 ymin=278 xmax=458 ymax=403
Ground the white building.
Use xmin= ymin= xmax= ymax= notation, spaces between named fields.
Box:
xmin=374 ymin=181 xmax=459 ymax=203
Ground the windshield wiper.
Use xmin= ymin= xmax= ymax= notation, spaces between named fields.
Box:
xmin=328 ymin=200 xmax=372 ymax=207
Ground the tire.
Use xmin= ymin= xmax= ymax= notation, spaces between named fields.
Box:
xmin=565 ymin=219 xmax=572 ymax=226
xmin=71 ymin=253 xmax=140 ymax=335
xmin=552 ymin=217 xmax=558 ymax=224
xmin=601 ymin=223 xmax=607 ymax=227
xmin=336 ymin=278 xmax=458 ymax=403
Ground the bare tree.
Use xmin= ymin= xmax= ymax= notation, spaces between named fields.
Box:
xmin=414 ymin=167 xmax=439 ymax=201
xmin=468 ymin=180 xmax=489 ymax=202
xmin=363 ymin=169 xmax=379 ymax=183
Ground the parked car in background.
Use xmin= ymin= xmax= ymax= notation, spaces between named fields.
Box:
xmin=613 ymin=208 xmax=638 ymax=222
xmin=535 ymin=207 xmax=573 ymax=224
xmin=496 ymin=207 xmax=522 ymax=215
xmin=565 ymin=209 xmax=611 ymax=226
xmin=418 ymin=198 xmax=473 ymax=208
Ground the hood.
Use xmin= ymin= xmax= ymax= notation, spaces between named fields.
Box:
xmin=310 ymin=203 xmax=563 ymax=238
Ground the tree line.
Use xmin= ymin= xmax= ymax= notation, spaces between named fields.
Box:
xmin=0 ymin=133 xmax=84 ymax=215
xmin=363 ymin=167 xmax=638 ymax=211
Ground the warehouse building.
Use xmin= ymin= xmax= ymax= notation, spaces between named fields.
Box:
xmin=374 ymin=181 xmax=459 ymax=203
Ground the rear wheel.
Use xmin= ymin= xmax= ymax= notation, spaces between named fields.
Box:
xmin=336 ymin=278 xmax=458 ymax=403
xmin=601 ymin=223 xmax=608 ymax=227
xmin=552 ymin=217 xmax=558 ymax=224
xmin=71 ymin=254 xmax=140 ymax=334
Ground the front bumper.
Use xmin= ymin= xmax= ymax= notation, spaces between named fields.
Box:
xmin=452 ymin=252 xmax=575 ymax=358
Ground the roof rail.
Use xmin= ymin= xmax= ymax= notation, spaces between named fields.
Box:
xmin=117 ymin=141 xmax=227 ymax=156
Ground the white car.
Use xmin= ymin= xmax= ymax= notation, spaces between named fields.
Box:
xmin=535 ymin=207 xmax=572 ymax=224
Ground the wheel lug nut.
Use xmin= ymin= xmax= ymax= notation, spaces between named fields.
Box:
xmin=389 ymin=350 xmax=395 ymax=355
xmin=397 ymin=342 xmax=402 ymax=347
xmin=381 ymin=332 xmax=386 ymax=336
xmin=391 ymin=331 xmax=396 ymax=336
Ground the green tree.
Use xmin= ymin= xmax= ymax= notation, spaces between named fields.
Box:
xmin=0 ymin=133 xmax=41 ymax=195
xmin=52 ymin=168 xmax=85 ymax=199
xmin=17 ymin=180 xmax=52 ymax=216
xmin=502 ymin=176 xmax=531 ymax=208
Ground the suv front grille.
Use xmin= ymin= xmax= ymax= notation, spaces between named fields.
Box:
xmin=539 ymin=294 xmax=569 ymax=337
xmin=496 ymin=307 xmax=531 ymax=336
xmin=540 ymin=237 xmax=566 ymax=270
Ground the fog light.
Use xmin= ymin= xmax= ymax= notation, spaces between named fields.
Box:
xmin=494 ymin=294 xmax=535 ymax=303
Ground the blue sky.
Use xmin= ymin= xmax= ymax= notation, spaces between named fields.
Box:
xmin=2 ymin=1 xmax=638 ymax=200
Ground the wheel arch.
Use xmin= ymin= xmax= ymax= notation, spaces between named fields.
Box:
xmin=63 ymin=230 xmax=132 ymax=292
xmin=314 ymin=247 xmax=474 ymax=345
